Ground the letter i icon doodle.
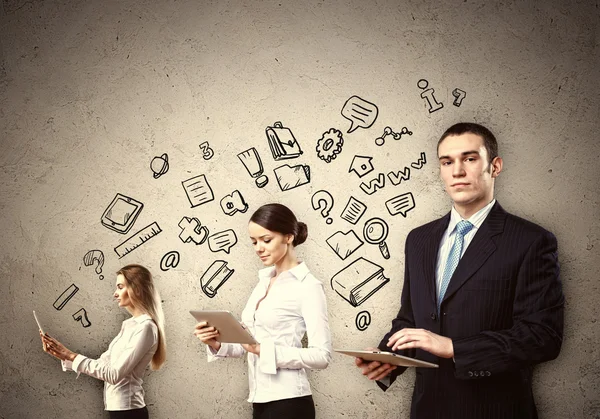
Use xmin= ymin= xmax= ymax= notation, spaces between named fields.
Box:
xmin=417 ymin=79 xmax=443 ymax=113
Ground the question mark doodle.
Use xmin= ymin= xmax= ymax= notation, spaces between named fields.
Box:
xmin=83 ymin=250 xmax=105 ymax=280
xmin=199 ymin=141 xmax=214 ymax=160
xmin=72 ymin=308 xmax=92 ymax=328
xmin=311 ymin=190 xmax=335 ymax=225
xmin=452 ymin=88 xmax=467 ymax=107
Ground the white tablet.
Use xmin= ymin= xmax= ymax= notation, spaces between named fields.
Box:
xmin=335 ymin=349 xmax=439 ymax=368
xmin=33 ymin=310 xmax=45 ymax=334
xmin=190 ymin=310 xmax=257 ymax=344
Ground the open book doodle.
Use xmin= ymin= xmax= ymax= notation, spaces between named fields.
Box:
xmin=331 ymin=257 xmax=390 ymax=307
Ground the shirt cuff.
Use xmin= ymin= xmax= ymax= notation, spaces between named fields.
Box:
xmin=61 ymin=359 xmax=73 ymax=372
xmin=258 ymin=339 xmax=277 ymax=375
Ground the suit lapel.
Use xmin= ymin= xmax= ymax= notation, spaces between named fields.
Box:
xmin=423 ymin=213 xmax=450 ymax=307
xmin=441 ymin=202 xmax=506 ymax=305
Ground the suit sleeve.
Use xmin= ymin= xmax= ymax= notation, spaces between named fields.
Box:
xmin=376 ymin=233 xmax=417 ymax=391
xmin=452 ymin=230 xmax=564 ymax=379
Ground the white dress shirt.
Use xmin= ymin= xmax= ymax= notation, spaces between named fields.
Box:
xmin=208 ymin=262 xmax=332 ymax=403
xmin=61 ymin=314 xmax=158 ymax=411
xmin=435 ymin=199 xmax=496 ymax=297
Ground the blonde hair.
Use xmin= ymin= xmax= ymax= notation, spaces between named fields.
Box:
xmin=117 ymin=264 xmax=166 ymax=370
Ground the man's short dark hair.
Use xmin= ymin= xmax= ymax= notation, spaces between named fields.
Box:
xmin=437 ymin=122 xmax=498 ymax=163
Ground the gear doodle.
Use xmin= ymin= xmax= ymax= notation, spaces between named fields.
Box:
xmin=316 ymin=128 xmax=344 ymax=163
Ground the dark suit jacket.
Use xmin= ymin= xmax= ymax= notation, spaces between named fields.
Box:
xmin=378 ymin=202 xmax=564 ymax=419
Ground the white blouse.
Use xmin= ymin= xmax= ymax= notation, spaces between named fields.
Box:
xmin=62 ymin=314 xmax=158 ymax=411
xmin=208 ymin=262 xmax=332 ymax=403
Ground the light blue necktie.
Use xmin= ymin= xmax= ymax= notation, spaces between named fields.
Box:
xmin=438 ymin=220 xmax=474 ymax=312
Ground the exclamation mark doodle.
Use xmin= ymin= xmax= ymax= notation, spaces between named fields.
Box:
xmin=53 ymin=284 xmax=79 ymax=310
xmin=452 ymin=88 xmax=467 ymax=107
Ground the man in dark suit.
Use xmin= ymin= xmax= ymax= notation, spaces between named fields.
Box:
xmin=355 ymin=122 xmax=564 ymax=419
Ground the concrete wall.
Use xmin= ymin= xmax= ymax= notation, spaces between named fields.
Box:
xmin=1 ymin=0 xmax=598 ymax=418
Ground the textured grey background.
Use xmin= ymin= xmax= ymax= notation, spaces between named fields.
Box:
xmin=1 ymin=0 xmax=599 ymax=418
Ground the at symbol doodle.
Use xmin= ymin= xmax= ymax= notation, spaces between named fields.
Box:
xmin=355 ymin=311 xmax=371 ymax=331
xmin=160 ymin=251 xmax=180 ymax=271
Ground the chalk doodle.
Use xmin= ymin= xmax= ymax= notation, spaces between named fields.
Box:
xmin=385 ymin=192 xmax=416 ymax=218
xmin=363 ymin=217 xmax=390 ymax=259
xmin=208 ymin=230 xmax=238 ymax=254
xmin=83 ymin=250 xmax=105 ymax=280
xmin=178 ymin=217 xmax=209 ymax=245
xmin=340 ymin=196 xmax=367 ymax=225
xmin=266 ymin=122 xmax=303 ymax=160
xmin=360 ymin=173 xmax=385 ymax=195
xmin=387 ymin=167 xmax=411 ymax=186
xmin=311 ymin=190 xmax=334 ymax=224
xmin=452 ymin=88 xmax=466 ymax=107
xmin=417 ymin=79 xmax=443 ymax=113
xmin=220 ymin=190 xmax=249 ymax=216
xmin=200 ymin=260 xmax=234 ymax=298
xmin=72 ymin=308 xmax=91 ymax=328
xmin=374 ymin=126 xmax=412 ymax=147
xmin=316 ymin=128 xmax=344 ymax=163
xmin=411 ymin=152 xmax=427 ymax=170
xmin=349 ymin=155 xmax=374 ymax=179
xmin=355 ymin=311 xmax=371 ymax=331
xmin=114 ymin=222 xmax=162 ymax=259
xmin=53 ymin=284 xmax=79 ymax=310
xmin=326 ymin=230 xmax=364 ymax=260
xmin=331 ymin=258 xmax=390 ymax=307
xmin=199 ymin=141 xmax=214 ymax=160
xmin=150 ymin=153 xmax=169 ymax=179
xmin=274 ymin=164 xmax=311 ymax=191
xmin=238 ymin=148 xmax=269 ymax=188
xmin=341 ymin=96 xmax=379 ymax=133
xmin=101 ymin=193 xmax=144 ymax=234
xmin=182 ymin=174 xmax=214 ymax=208
xmin=160 ymin=251 xmax=180 ymax=271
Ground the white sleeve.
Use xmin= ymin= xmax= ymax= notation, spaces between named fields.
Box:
xmin=206 ymin=342 xmax=246 ymax=361
xmin=259 ymin=282 xmax=332 ymax=374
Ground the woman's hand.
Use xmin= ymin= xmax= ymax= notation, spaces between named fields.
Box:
xmin=40 ymin=331 xmax=77 ymax=362
xmin=193 ymin=322 xmax=221 ymax=351
xmin=241 ymin=343 xmax=261 ymax=355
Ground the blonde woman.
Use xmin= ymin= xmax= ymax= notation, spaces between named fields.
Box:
xmin=40 ymin=264 xmax=166 ymax=419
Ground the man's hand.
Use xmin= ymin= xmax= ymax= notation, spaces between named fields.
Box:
xmin=354 ymin=347 xmax=397 ymax=381
xmin=387 ymin=328 xmax=454 ymax=358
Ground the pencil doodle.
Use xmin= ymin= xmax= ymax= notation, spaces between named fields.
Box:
xmin=417 ymin=79 xmax=443 ymax=113
xmin=53 ymin=284 xmax=79 ymax=310
xmin=199 ymin=141 xmax=214 ymax=160
xmin=349 ymin=155 xmax=374 ymax=178
xmin=316 ymin=128 xmax=344 ymax=163
xmin=238 ymin=148 xmax=269 ymax=188
xmin=208 ymin=229 xmax=238 ymax=254
xmin=385 ymin=192 xmax=416 ymax=218
xmin=83 ymin=250 xmax=105 ymax=280
xmin=411 ymin=152 xmax=427 ymax=170
xmin=326 ymin=230 xmax=363 ymax=260
xmin=340 ymin=196 xmax=367 ymax=225
xmin=114 ymin=222 xmax=162 ymax=259
xmin=360 ymin=173 xmax=385 ymax=195
xmin=355 ymin=310 xmax=371 ymax=331
xmin=331 ymin=258 xmax=390 ymax=307
xmin=220 ymin=190 xmax=249 ymax=216
xmin=452 ymin=88 xmax=467 ymax=107
xmin=341 ymin=96 xmax=379 ymax=133
xmin=72 ymin=308 xmax=91 ymax=328
xmin=274 ymin=164 xmax=311 ymax=191
xmin=266 ymin=121 xmax=303 ymax=160
xmin=374 ymin=126 xmax=412 ymax=147
xmin=363 ymin=217 xmax=390 ymax=259
xmin=178 ymin=217 xmax=209 ymax=245
xmin=182 ymin=174 xmax=214 ymax=208
xmin=160 ymin=251 xmax=180 ymax=271
xmin=101 ymin=193 xmax=144 ymax=234
xmin=387 ymin=167 xmax=411 ymax=186
xmin=311 ymin=190 xmax=335 ymax=224
xmin=150 ymin=153 xmax=169 ymax=179
xmin=200 ymin=260 xmax=234 ymax=298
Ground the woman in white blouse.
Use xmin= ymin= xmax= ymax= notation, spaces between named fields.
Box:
xmin=194 ymin=203 xmax=332 ymax=419
xmin=40 ymin=264 xmax=166 ymax=419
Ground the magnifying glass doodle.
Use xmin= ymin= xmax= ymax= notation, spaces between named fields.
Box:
xmin=363 ymin=217 xmax=390 ymax=259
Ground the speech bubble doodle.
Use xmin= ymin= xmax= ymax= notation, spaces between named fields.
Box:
xmin=341 ymin=96 xmax=379 ymax=133
xmin=83 ymin=250 xmax=105 ymax=280
xmin=208 ymin=230 xmax=238 ymax=254
xmin=385 ymin=192 xmax=416 ymax=217
xmin=160 ymin=251 xmax=180 ymax=271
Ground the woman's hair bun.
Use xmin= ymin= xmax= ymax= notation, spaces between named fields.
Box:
xmin=293 ymin=221 xmax=308 ymax=246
